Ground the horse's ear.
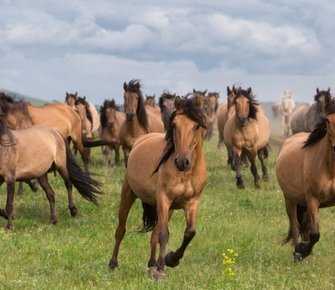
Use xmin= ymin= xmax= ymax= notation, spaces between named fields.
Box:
xmin=75 ymin=92 xmax=77 ymax=96
xmin=247 ymin=87 xmax=252 ymax=95
xmin=227 ymin=86 xmax=231 ymax=94
xmin=174 ymin=96 xmax=181 ymax=110
xmin=193 ymin=88 xmax=196 ymax=93
xmin=204 ymin=89 xmax=208 ymax=95
xmin=123 ymin=82 xmax=127 ymax=91
xmin=83 ymin=96 xmax=86 ymax=101
xmin=316 ymin=88 xmax=320 ymax=94
xmin=153 ymin=94 xmax=155 ymax=98
xmin=328 ymin=87 xmax=331 ymax=93
xmin=66 ymin=92 xmax=69 ymax=96
xmin=135 ymin=82 xmax=140 ymax=90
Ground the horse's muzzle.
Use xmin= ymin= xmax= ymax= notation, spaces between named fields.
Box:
xmin=238 ymin=117 xmax=247 ymax=127
xmin=174 ymin=157 xmax=190 ymax=171
xmin=126 ymin=112 xmax=135 ymax=121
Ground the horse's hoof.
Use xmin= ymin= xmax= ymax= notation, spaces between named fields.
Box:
xmin=147 ymin=267 xmax=165 ymax=280
xmin=109 ymin=259 xmax=118 ymax=270
xmin=165 ymin=251 xmax=180 ymax=268
xmin=262 ymin=174 xmax=270 ymax=181
xmin=50 ymin=218 xmax=57 ymax=225
xmin=293 ymin=251 xmax=303 ymax=262
xmin=70 ymin=207 xmax=78 ymax=217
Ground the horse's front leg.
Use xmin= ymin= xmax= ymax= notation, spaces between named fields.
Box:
xmin=152 ymin=194 xmax=171 ymax=279
xmin=257 ymin=147 xmax=269 ymax=181
xmin=5 ymin=178 xmax=15 ymax=229
xmin=247 ymin=150 xmax=260 ymax=188
xmin=147 ymin=210 xmax=173 ymax=269
xmin=165 ymin=198 xmax=198 ymax=268
xmin=233 ymin=149 xmax=244 ymax=189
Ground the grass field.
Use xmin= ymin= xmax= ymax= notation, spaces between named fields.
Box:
xmin=1 ymin=119 xmax=335 ymax=289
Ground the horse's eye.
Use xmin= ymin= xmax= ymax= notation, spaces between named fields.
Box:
xmin=194 ymin=124 xmax=200 ymax=130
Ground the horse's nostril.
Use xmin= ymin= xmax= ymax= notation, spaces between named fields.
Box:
xmin=184 ymin=159 xmax=190 ymax=169
xmin=174 ymin=157 xmax=190 ymax=171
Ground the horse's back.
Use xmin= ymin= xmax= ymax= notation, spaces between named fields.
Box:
xmin=146 ymin=106 xmax=165 ymax=133
xmin=12 ymin=125 xmax=65 ymax=179
xmin=27 ymin=103 xmax=81 ymax=137
xmin=291 ymin=104 xmax=310 ymax=133
xmin=216 ymin=102 xmax=228 ymax=135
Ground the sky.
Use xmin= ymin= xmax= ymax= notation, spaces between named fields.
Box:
xmin=1 ymin=0 xmax=335 ymax=105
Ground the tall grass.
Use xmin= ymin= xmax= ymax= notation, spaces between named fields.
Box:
xmin=1 ymin=134 xmax=335 ymax=289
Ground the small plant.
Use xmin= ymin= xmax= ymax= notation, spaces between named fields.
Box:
xmin=222 ymin=248 xmax=238 ymax=281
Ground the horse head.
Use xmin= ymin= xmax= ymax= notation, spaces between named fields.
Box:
xmin=315 ymin=87 xmax=332 ymax=115
xmin=145 ymin=95 xmax=156 ymax=107
xmin=233 ymin=87 xmax=258 ymax=127
xmin=192 ymin=89 xmax=207 ymax=109
xmin=205 ymin=92 xmax=219 ymax=116
xmin=100 ymin=99 xmax=119 ymax=129
xmin=170 ymin=95 xmax=207 ymax=172
xmin=65 ymin=92 xmax=78 ymax=108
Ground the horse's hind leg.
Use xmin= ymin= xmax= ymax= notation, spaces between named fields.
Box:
xmin=257 ymin=147 xmax=269 ymax=181
xmin=165 ymin=199 xmax=198 ymax=268
xmin=109 ymin=179 xmax=136 ymax=269
xmin=37 ymin=175 xmax=57 ymax=225
xmin=294 ymin=198 xmax=320 ymax=261
xmin=5 ymin=179 xmax=15 ymax=229
xmin=55 ymin=163 xmax=77 ymax=217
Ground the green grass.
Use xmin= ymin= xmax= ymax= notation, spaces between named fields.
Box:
xmin=1 ymin=134 xmax=335 ymax=289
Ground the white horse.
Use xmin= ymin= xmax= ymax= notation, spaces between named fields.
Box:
xmin=280 ymin=91 xmax=296 ymax=137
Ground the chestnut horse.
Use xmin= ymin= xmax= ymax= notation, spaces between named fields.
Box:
xmin=159 ymin=91 xmax=176 ymax=130
xmin=223 ymin=87 xmax=270 ymax=188
xmin=120 ymin=80 xmax=165 ymax=166
xmin=204 ymin=92 xmax=219 ymax=140
xmin=109 ymin=95 xmax=207 ymax=279
xmin=276 ymin=97 xmax=335 ymax=261
xmin=291 ymin=88 xmax=332 ymax=134
xmin=0 ymin=119 xmax=103 ymax=229
xmin=99 ymin=99 xmax=125 ymax=167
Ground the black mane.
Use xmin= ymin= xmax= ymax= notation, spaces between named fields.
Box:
xmin=153 ymin=96 xmax=207 ymax=173
xmin=303 ymin=98 xmax=335 ymax=148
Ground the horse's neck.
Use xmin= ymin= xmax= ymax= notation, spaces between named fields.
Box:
xmin=125 ymin=116 xmax=146 ymax=136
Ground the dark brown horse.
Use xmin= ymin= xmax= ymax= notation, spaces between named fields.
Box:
xmin=276 ymin=97 xmax=335 ymax=261
xmin=109 ymin=95 xmax=207 ymax=279
xmin=204 ymin=92 xmax=219 ymax=140
xmin=223 ymin=87 xmax=270 ymax=188
xmin=119 ymin=80 xmax=165 ymax=166
xmin=99 ymin=99 xmax=125 ymax=166
xmin=291 ymin=88 xmax=332 ymax=134
xmin=159 ymin=91 xmax=176 ymax=130
xmin=0 ymin=119 xmax=103 ymax=229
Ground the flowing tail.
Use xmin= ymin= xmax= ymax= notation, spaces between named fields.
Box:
xmin=138 ymin=202 xmax=157 ymax=232
xmin=83 ymin=138 xmax=115 ymax=148
xmin=66 ymin=143 xmax=103 ymax=204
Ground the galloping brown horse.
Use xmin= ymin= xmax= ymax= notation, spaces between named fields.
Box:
xmin=223 ymin=87 xmax=270 ymax=188
xmin=99 ymin=99 xmax=125 ymax=166
xmin=204 ymin=92 xmax=219 ymax=140
xmin=276 ymin=97 xmax=335 ymax=261
xmin=120 ymin=80 xmax=165 ymax=166
xmin=109 ymin=95 xmax=207 ymax=279
xmin=0 ymin=119 xmax=103 ymax=229
xmin=291 ymin=88 xmax=332 ymax=134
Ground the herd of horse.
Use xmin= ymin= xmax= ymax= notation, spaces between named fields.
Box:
xmin=0 ymin=81 xmax=334 ymax=279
